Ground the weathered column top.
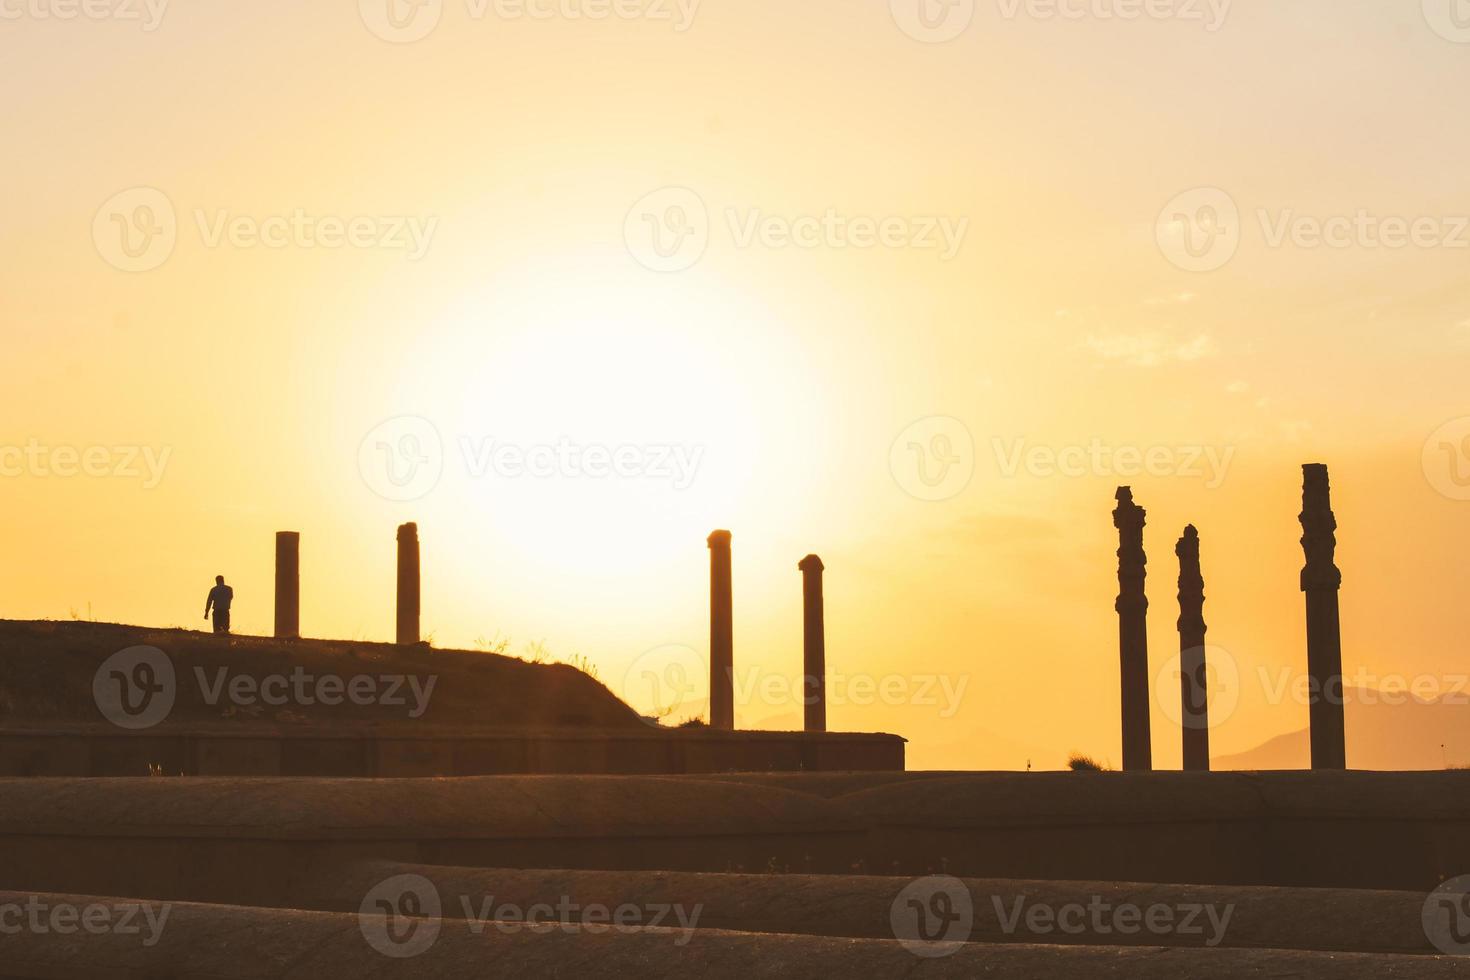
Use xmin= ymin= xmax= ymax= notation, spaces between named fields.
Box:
xmin=798 ymin=554 xmax=824 ymax=573
xmin=708 ymin=530 xmax=732 ymax=549
xmin=1113 ymin=487 xmax=1148 ymax=612
xmin=398 ymin=522 xmax=418 ymax=542
xmin=1176 ymin=525 xmax=1202 ymax=578
xmin=1176 ymin=525 xmax=1206 ymax=634
xmin=1299 ymin=463 xmax=1342 ymax=592
xmin=1113 ymin=486 xmax=1146 ymax=530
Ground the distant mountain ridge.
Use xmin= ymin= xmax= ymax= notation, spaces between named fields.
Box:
xmin=1214 ymin=686 xmax=1470 ymax=771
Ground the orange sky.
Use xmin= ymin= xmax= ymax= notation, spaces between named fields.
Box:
xmin=2 ymin=1 xmax=1469 ymax=769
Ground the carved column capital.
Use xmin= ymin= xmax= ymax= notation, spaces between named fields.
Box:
xmin=1114 ymin=487 xmax=1149 ymax=613
xmin=1299 ymin=463 xmax=1342 ymax=592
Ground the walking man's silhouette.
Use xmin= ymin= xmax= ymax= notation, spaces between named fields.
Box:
xmin=204 ymin=575 xmax=234 ymax=635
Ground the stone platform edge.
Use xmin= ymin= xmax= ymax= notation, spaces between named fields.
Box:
xmin=0 ymin=727 xmax=907 ymax=777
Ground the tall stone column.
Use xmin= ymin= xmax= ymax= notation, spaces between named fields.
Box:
xmin=708 ymin=530 xmax=734 ymax=731
xmin=1176 ymin=525 xmax=1209 ymax=771
xmin=397 ymin=523 xmax=420 ymax=647
xmin=274 ymin=531 xmax=300 ymax=640
xmin=799 ymin=554 xmax=827 ymax=734
xmin=1114 ymin=487 xmax=1152 ymax=771
xmin=1300 ymin=464 xmax=1346 ymax=770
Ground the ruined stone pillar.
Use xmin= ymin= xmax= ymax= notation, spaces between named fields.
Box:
xmin=1300 ymin=464 xmax=1346 ymax=770
xmin=397 ymin=522 xmax=420 ymax=647
xmin=708 ymin=530 xmax=734 ymax=731
xmin=799 ymin=554 xmax=826 ymax=734
xmin=274 ymin=531 xmax=300 ymax=640
xmin=1176 ymin=525 xmax=1209 ymax=771
xmin=1114 ymin=487 xmax=1152 ymax=771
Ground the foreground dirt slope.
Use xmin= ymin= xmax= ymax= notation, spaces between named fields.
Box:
xmin=0 ymin=620 xmax=645 ymax=732
xmin=2 ymin=893 xmax=1463 ymax=980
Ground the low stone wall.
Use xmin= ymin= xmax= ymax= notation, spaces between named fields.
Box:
xmin=838 ymin=771 xmax=1470 ymax=891
xmin=2 ymin=772 xmax=1468 ymax=894
xmin=0 ymin=776 xmax=866 ymax=908
xmin=0 ymin=728 xmax=906 ymax=777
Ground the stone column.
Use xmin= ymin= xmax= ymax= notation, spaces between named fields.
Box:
xmin=397 ymin=523 xmax=420 ymax=647
xmin=1176 ymin=525 xmax=1209 ymax=771
xmin=1300 ymin=464 xmax=1346 ymax=770
xmin=274 ymin=531 xmax=300 ymax=640
xmin=708 ymin=530 xmax=734 ymax=731
xmin=799 ymin=554 xmax=827 ymax=734
xmin=1114 ymin=487 xmax=1152 ymax=772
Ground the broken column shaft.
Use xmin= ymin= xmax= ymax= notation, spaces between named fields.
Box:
xmin=799 ymin=554 xmax=826 ymax=734
xmin=708 ymin=530 xmax=734 ymax=731
xmin=1114 ymin=487 xmax=1153 ymax=772
xmin=274 ymin=531 xmax=300 ymax=640
xmin=1300 ymin=463 xmax=1346 ymax=770
xmin=397 ymin=523 xmax=420 ymax=647
xmin=1176 ymin=525 xmax=1209 ymax=771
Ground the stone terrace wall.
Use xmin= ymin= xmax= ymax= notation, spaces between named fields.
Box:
xmin=1 ymin=771 xmax=1467 ymax=895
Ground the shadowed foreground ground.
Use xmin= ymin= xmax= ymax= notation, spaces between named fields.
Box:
xmin=1 ymin=892 xmax=1463 ymax=980
xmin=307 ymin=861 xmax=1442 ymax=955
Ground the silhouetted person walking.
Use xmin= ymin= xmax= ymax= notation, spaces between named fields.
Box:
xmin=204 ymin=575 xmax=234 ymax=635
